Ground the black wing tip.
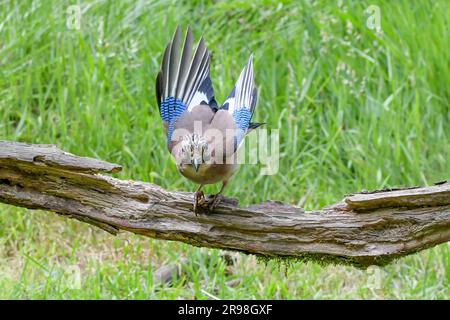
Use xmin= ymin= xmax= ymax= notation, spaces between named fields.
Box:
xmin=185 ymin=26 xmax=193 ymax=39
xmin=248 ymin=122 xmax=265 ymax=130
xmin=156 ymin=71 xmax=163 ymax=107
xmin=250 ymin=86 xmax=258 ymax=112
xmin=174 ymin=25 xmax=181 ymax=35
xmin=172 ymin=26 xmax=181 ymax=48
xmin=198 ymin=36 xmax=206 ymax=52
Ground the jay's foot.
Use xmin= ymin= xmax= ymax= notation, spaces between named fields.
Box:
xmin=193 ymin=190 xmax=205 ymax=215
xmin=208 ymin=193 xmax=223 ymax=211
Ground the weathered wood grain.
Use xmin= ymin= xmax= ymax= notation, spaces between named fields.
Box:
xmin=0 ymin=140 xmax=449 ymax=268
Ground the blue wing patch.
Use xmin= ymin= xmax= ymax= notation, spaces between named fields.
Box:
xmin=232 ymin=108 xmax=252 ymax=148
xmin=160 ymin=97 xmax=186 ymax=142
xmin=232 ymin=108 xmax=252 ymax=131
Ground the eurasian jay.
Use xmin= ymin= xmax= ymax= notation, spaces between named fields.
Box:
xmin=156 ymin=26 xmax=262 ymax=214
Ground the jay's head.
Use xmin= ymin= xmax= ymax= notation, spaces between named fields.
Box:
xmin=179 ymin=133 xmax=211 ymax=172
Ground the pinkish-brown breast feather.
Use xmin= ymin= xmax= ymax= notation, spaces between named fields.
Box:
xmin=207 ymin=110 xmax=238 ymax=160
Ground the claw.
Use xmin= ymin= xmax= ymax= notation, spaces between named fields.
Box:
xmin=193 ymin=190 xmax=205 ymax=215
xmin=208 ymin=193 xmax=223 ymax=211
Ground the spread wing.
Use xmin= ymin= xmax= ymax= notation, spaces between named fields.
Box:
xmin=220 ymin=55 xmax=262 ymax=150
xmin=156 ymin=26 xmax=216 ymax=144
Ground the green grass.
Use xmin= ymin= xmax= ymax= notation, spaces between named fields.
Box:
xmin=0 ymin=0 xmax=449 ymax=299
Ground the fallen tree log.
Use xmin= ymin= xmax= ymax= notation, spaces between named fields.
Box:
xmin=0 ymin=140 xmax=449 ymax=268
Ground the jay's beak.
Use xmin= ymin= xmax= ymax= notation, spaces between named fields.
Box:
xmin=193 ymin=159 xmax=200 ymax=172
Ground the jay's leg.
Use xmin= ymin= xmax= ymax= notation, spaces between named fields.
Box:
xmin=209 ymin=180 xmax=229 ymax=211
xmin=193 ymin=184 xmax=205 ymax=215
